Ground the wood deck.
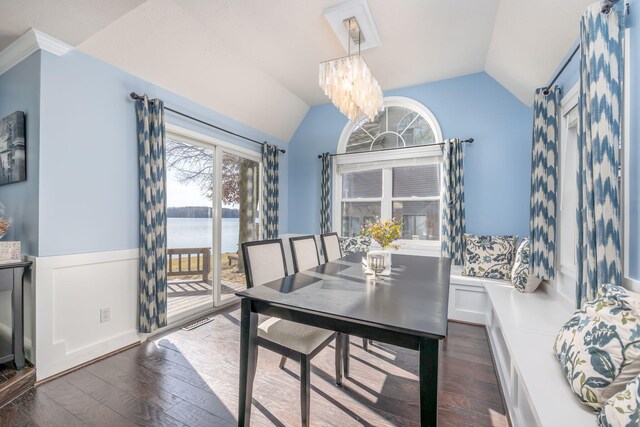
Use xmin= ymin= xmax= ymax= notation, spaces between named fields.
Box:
xmin=1 ymin=304 xmax=509 ymax=426
xmin=167 ymin=280 xmax=246 ymax=319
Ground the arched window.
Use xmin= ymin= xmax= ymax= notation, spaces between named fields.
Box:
xmin=334 ymin=97 xmax=443 ymax=254
xmin=338 ymin=97 xmax=443 ymax=154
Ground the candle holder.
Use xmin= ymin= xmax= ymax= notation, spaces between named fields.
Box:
xmin=369 ymin=254 xmax=385 ymax=278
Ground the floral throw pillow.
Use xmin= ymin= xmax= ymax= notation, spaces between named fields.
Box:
xmin=461 ymin=234 xmax=518 ymax=279
xmin=554 ymin=284 xmax=640 ymax=409
xmin=339 ymin=236 xmax=372 ymax=255
xmin=511 ymin=238 xmax=542 ymax=293
xmin=598 ymin=374 xmax=640 ymax=427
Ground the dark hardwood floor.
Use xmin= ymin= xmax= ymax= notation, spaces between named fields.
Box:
xmin=0 ymin=306 xmax=509 ymax=426
xmin=0 ymin=363 xmax=36 ymax=410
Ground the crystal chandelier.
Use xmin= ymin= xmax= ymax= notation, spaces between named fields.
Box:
xmin=319 ymin=18 xmax=384 ymax=122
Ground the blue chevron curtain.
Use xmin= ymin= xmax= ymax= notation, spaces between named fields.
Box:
xmin=441 ymin=139 xmax=466 ymax=265
xmin=320 ymin=153 xmax=332 ymax=234
xmin=529 ymin=87 xmax=560 ymax=281
xmin=576 ymin=3 xmax=624 ymax=307
xmin=135 ymin=95 xmax=167 ymax=333
xmin=262 ymin=144 xmax=280 ymax=239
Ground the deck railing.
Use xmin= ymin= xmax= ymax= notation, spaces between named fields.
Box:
xmin=167 ymin=247 xmax=211 ymax=283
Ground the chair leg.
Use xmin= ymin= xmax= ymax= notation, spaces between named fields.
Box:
xmin=300 ymin=354 xmax=311 ymax=427
xmin=335 ymin=334 xmax=343 ymax=387
xmin=279 ymin=355 xmax=288 ymax=370
xmin=363 ymin=337 xmax=369 ymax=352
xmin=342 ymin=334 xmax=350 ymax=378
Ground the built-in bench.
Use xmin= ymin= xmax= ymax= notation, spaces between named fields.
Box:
xmin=449 ymin=267 xmax=596 ymax=427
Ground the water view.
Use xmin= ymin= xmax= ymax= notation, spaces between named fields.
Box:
xmin=167 ymin=217 xmax=240 ymax=253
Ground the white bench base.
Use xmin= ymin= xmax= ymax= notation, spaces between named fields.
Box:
xmin=449 ymin=267 xmax=596 ymax=427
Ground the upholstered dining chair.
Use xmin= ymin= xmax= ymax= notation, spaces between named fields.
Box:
xmin=289 ymin=235 xmax=321 ymax=273
xmin=241 ymin=239 xmax=343 ymax=426
xmin=320 ymin=232 xmax=342 ymax=263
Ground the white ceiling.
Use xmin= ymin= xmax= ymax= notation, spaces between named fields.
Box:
xmin=486 ymin=0 xmax=593 ymax=103
xmin=0 ymin=0 xmax=144 ymax=51
xmin=0 ymin=0 xmax=593 ymax=141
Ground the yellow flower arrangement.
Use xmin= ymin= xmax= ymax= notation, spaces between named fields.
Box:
xmin=361 ymin=217 xmax=403 ymax=250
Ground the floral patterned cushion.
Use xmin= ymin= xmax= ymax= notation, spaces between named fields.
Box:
xmin=598 ymin=374 xmax=640 ymax=427
xmin=554 ymin=284 xmax=640 ymax=409
xmin=338 ymin=236 xmax=371 ymax=255
xmin=461 ymin=234 xmax=518 ymax=279
xmin=511 ymin=238 xmax=542 ymax=292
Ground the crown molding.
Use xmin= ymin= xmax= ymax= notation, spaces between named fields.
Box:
xmin=0 ymin=28 xmax=73 ymax=76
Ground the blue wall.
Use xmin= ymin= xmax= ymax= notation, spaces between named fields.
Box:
xmin=288 ymin=72 xmax=533 ymax=240
xmin=0 ymin=52 xmax=41 ymax=255
xmin=35 ymin=50 xmax=288 ymax=257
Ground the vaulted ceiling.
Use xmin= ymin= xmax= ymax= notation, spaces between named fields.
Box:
xmin=0 ymin=0 xmax=593 ymax=141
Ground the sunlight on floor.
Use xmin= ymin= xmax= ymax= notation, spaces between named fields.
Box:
xmin=489 ymin=407 xmax=507 ymax=426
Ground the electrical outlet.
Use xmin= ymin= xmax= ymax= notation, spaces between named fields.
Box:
xmin=100 ymin=308 xmax=111 ymax=323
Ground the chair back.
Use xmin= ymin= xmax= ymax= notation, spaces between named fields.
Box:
xmin=241 ymin=239 xmax=288 ymax=288
xmin=320 ymin=232 xmax=342 ymax=263
xmin=289 ymin=235 xmax=321 ymax=273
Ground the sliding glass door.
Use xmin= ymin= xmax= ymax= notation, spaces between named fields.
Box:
xmin=214 ymin=151 xmax=260 ymax=304
xmin=165 ymin=129 xmax=261 ymax=322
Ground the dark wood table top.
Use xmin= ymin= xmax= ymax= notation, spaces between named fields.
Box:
xmin=237 ymin=253 xmax=452 ymax=340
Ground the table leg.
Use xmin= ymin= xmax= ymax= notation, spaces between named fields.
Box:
xmin=335 ymin=334 xmax=343 ymax=387
xmin=12 ymin=268 xmax=24 ymax=370
xmin=342 ymin=334 xmax=350 ymax=378
xmin=419 ymin=337 xmax=439 ymax=427
xmin=238 ymin=298 xmax=258 ymax=427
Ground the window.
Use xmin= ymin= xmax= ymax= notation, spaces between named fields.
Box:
xmin=341 ymin=170 xmax=381 ymax=236
xmin=335 ymin=97 xmax=443 ymax=251
xmin=556 ymin=84 xmax=579 ymax=306
xmin=343 ymin=97 xmax=442 ymax=153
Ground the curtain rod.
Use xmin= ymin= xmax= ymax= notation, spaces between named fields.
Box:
xmin=316 ymin=138 xmax=474 ymax=159
xmin=542 ymin=0 xmax=627 ymax=95
xmin=129 ymin=92 xmax=286 ymax=154
xmin=542 ymin=44 xmax=580 ymax=96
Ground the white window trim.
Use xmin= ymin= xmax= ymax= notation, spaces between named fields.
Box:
xmin=336 ymin=96 xmax=444 ymax=154
xmin=166 ymin=123 xmax=262 ymax=163
xmin=622 ymin=26 xmax=639 ymax=291
xmin=551 ymin=82 xmax=580 ymax=309
xmin=558 ymin=83 xmax=579 ymax=278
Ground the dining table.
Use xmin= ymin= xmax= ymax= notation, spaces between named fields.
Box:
xmin=236 ymin=252 xmax=452 ymax=427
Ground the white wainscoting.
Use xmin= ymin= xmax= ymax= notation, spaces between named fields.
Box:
xmin=34 ymin=249 xmax=142 ymax=381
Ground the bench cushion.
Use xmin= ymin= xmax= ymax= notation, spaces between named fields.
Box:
xmin=462 ymin=234 xmax=518 ymax=279
xmin=598 ymin=374 xmax=640 ymax=427
xmin=339 ymin=236 xmax=371 ymax=255
xmin=553 ymin=284 xmax=640 ymax=409
xmin=511 ymin=238 xmax=542 ymax=293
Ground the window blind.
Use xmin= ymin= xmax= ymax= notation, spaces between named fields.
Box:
xmin=341 ymin=169 xmax=382 ymax=198
xmin=392 ymin=164 xmax=440 ymax=198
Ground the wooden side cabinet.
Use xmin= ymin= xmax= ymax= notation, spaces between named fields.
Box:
xmin=0 ymin=261 xmax=32 ymax=370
